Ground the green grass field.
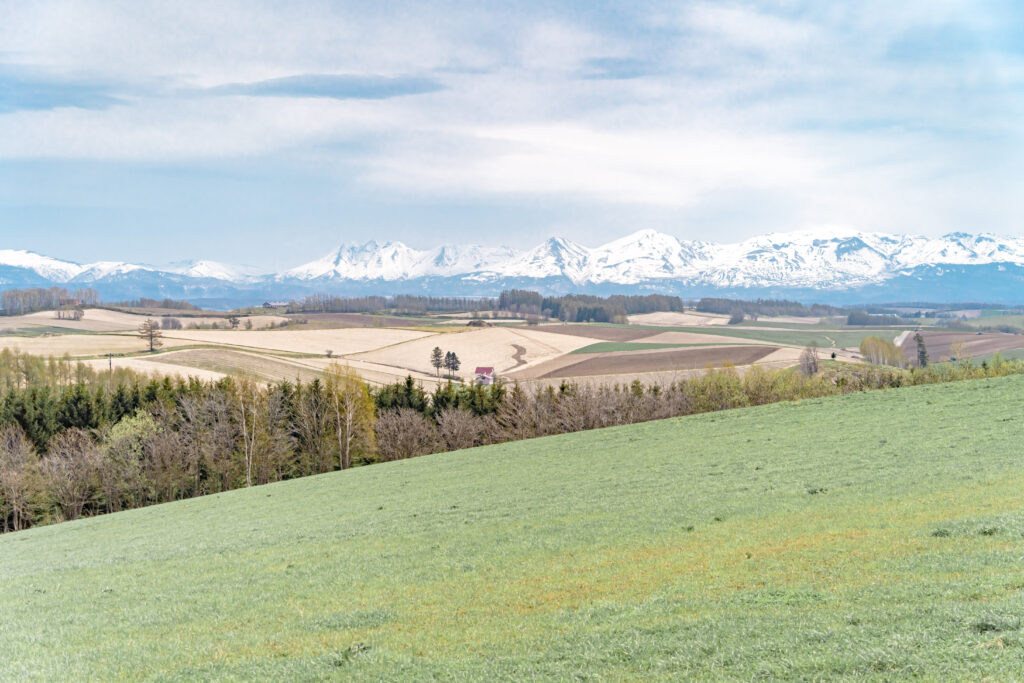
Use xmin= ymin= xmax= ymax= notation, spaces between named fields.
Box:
xmin=962 ymin=313 xmax=1024 ymax=329
xmin=3 ymin=376 xmax=1024 ymax=679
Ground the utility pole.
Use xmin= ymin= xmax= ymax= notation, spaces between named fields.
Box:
xmin=107 ymin=353 xmax=113 ymax=372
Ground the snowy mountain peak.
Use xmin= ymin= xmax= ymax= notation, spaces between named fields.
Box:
xmin=0 ymin=249 xmax=84 ymax=281
xmin=7 ymin=228 xmax=1024 ymax=302
xmin=166 ymin=260 xmax=264 ymax=282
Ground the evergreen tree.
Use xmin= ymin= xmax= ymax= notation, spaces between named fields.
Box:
xmin=914 ymin=333 xmax=929 ymax=368
xmin=430 ymin=347 xmax=444 ymax=377
xmin=138 ymin=318 xmax=163 ymax=352
xmin=57 ymin=383 xmax=98 ymax=431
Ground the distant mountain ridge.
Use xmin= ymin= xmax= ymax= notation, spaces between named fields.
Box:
xmin=4 ymin=228 xmax=1024 ymax=306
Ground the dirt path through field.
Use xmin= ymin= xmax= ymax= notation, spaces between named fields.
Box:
xmin=509 ymin=344 xmax=527 ymax=369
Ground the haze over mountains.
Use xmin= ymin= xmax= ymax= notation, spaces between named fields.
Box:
xmin=4 ymin=228 xmax=1024 ymax=306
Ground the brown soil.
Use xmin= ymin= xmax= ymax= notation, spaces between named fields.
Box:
xmin=521 ymin=345 xmax=778 ymax=379
xmin=900 ymin=331 xmax=1024 ymax=362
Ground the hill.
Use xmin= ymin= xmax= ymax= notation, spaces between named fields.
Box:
xmin=3 ymin=376 xmax=1024 ymax=678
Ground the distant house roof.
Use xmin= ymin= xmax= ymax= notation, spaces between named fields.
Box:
xmin=475 ymin=366 xmax=494 ymax=375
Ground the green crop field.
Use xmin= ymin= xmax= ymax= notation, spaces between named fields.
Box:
xmin=3 ymin=376 xmax=1024 ymax=679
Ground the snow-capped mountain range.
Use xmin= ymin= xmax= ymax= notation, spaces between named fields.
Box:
xmin=4 ymin=228 xmax=1024 ymax=306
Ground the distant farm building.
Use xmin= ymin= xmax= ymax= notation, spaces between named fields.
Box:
xmin=263 ymin=301 xmax=289 ymax=309
xmin=474 ymin=367 xmax=496 ymax=385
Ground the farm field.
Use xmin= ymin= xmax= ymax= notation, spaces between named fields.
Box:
xmin=0 ymin=308 xmax=288 ymax=333
xmin=151 ymin=349 xmax=323 ymax=383
xmin=570 ymin=341 xmax=728 ymax=354
xmin=6 ymin=306 xmax=1018 ymax=386
xmin=80 ymin=356 xmax=228 ymax=382
xmin=959 ymin=313 xmax=1024 ymax=328
xmin=900 ymin=330 xmax=1024 ymax=363
xmin=0 ymin=333 xmax=195 ymax=356
xmin=3 ymin=375 xmax=1024 ymax=678
xmin=626 ymin=324 xmax=912 ymax=349
xmin=350 ymin=326 xmax=594 ymax=377
xmin=160 ymin=327 xmax=434 ymax=356
xmin=518 ymin=345 xmax=781 ymax=379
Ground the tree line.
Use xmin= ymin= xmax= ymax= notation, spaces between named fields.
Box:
xmin=497 ymin=290 xmax=685 ymax=322
xmin=1 ymin=287 xmax=100 ymax=316
xmin=846 ymin=311 xmax=904 ymax=326
xmin=107 ymin=298 xmax=202 ymax=311
xmin=696 ymin=297 xmax=844 ymax=317
xmin=3 ymin=347 xmax=1024 ymax=534
xmin=292 ymin=294 xmax=497 ymax=315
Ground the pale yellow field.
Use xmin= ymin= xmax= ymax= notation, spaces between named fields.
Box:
xmin=627 ymin=311 xmax=732 ymax=326
xmin=161 ymin=327 xmax=432 ymax=356
xmin=80 ymin=357 xmax=226 ymax=382
xmin=292 ymin=357 xmax=444 ymax=387
xmin=153 ymin=349 xmax=323 ymax=383
xmin=1 ymin=312 xmax=813 ymax=384
xmin=0 ymin=309 xmax=289 ymax=333
xmin=350 ymin=326 xmax=595 ymax=378
xmin=0 ymin=309 xmax=148 ymax=332
xmin=756 ymin=315 xmax=823 ymax=324
xmin=0 ymin=333 xmax=193 ymax=357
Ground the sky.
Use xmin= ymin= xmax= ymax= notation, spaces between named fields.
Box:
xmin=1 ymin=0 xmax=1023 ymax=270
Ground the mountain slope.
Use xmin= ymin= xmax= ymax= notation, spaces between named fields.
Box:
xmin=6 ymin=229 xmax=1024 ymax=303
xmin=2 ymin=375 xmax=1024 ymax=678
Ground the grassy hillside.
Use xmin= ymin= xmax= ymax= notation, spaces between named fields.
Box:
xmin=3 ymin=376 xmax=1024 ymax=679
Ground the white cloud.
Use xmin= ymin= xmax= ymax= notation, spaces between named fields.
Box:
xmin=364 ymin=123 xmax=825 ymax=206
xmin=2 ymin=0 xmax=1024 ymax=240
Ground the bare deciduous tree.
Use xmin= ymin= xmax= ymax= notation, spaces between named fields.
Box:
xmin=436 ymin=407 xmax=488 ymax=451
xmin=0 ymin=425 xmax=36 ymax=532
xmin=799 ymin=343 xmax=819 ymax=376
xmin=376 ymin=408 xmax=442 ymax=461
xmin=42 ymin=428 xmax=101 ymax=521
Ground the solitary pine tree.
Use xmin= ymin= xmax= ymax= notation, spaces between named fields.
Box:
xmin=449 ymin=352 xmax=461 ymax=374
xmin=914 ymin=333 xmax=928 ymax=368
xmin=138 ymin=318 xmax=163 ymax=352
xmin=430 ymin=346 xmax=444 ymax=377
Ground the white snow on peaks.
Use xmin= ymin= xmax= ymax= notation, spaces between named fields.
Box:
xmin=8 ymin=228 xmax=1024 ymax=290
xmin=282 ymin=229 xmax=1024 ymax=288
xmin=166 ymin=260 xmax=265 ymax=282
xmin=0 ymin=250 xmax=84 ymax=281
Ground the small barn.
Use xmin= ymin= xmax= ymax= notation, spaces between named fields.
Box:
xmin=474 ymin=366 xmax=496 ymax=385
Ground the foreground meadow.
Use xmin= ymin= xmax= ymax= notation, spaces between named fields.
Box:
xmin=2 ymin=374 xmax=1024 ymax=679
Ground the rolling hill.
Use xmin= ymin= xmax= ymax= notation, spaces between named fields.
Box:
xmin=2 ymin=375 xmax=1024 ymax=678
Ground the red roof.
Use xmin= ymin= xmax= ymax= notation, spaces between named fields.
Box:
xmin=475 ymin=367 xmax=494 ymax=374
